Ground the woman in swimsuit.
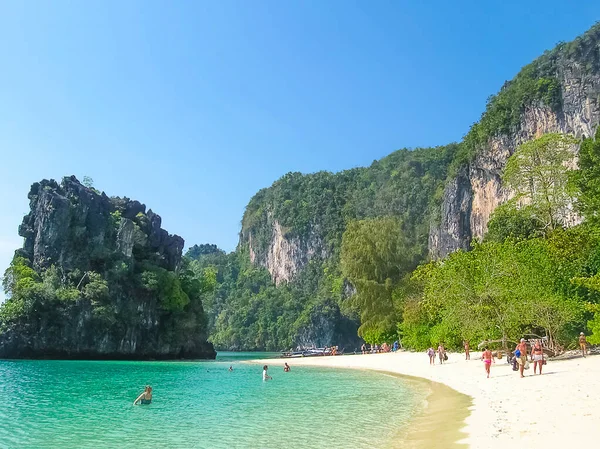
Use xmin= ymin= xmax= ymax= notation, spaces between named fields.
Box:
xmin=427 ymin=347 xmax=435 ymax=365
xmin=482 ymin=347 xmax=494 ymax=378
xmin=133 ymin=386 xmax=152 ymax=405
xmin=531 ymin=340 xmax=544 ymax=375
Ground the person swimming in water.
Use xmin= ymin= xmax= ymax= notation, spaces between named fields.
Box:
xmin=284 ymin=362 xmax=290 ymax=372
xmin=133 ymin=386 xmax=152 ymax=405
xmin=229 ymin=365 xmax=234 ymax=372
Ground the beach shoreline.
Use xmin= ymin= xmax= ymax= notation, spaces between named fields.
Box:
xmin=248 ymin=351 xmax=600 ymax=448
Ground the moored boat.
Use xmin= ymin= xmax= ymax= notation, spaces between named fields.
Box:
xmin=281 ymin=347 xmax=344 ymax=358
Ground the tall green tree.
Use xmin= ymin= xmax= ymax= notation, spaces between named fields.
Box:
xmin=341 ymin=217 xmax=420 ymax=342
xmin=504 ymin=133 xmax=577 ymax=233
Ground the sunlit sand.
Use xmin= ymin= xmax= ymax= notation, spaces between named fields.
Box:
xmin=251 ymin=351 xmax=600 ymax=448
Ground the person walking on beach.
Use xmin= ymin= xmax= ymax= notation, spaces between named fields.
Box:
xmin=133 ymin=386 xmax=152 ymax=405
xmin=579 ymin=332 xmax=587 ymax=358
xmin=437 ymin=344 xmax=445 ymax=365
xmin=482 ymin=347 xmax=494 ymax=378
xmin=262 ymin=365 xmax=272 ymax=381
xmin=464 ymin=340 xmax=470 ymax=360
xmin=531 ymin=339 xmax=544 ymax=375
xmin=427 ymin=347 xmax=435 ymax=365
xmin=361 ymin=343 xmax=366 ymax=354
xmin=515 ymin=339 xmax=528 ymax=378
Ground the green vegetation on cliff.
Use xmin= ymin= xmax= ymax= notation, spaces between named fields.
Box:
xmin=203 ymin=144 xmax=458 ymax=350
xmin=454 ymin=22 xmax=600 ymax=171
xmin=208 ymin=23 xmax=600 ymax=352
xmin=0 ymin=177 xmax=216 ymax=359
xmin=186 ymin=247 xmax=359 ymax=351
xmin=400 ymin=132 xmax=600 ymax=351
xmin=203 ymin=131 xmax=600 ymax=353
xmin=243 ymin=144 xmax=458 ymax=259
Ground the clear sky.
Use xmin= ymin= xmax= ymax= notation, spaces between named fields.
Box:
xmin=0 ymin=1 xmax=599 ymax=283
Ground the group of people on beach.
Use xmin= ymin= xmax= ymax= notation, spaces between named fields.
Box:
xmin=426 ymin=344 xmax=448 ymax=365
xmin=360 ymin=340 xmax=399 ymax=354
xmin=465 ymin=333 xmax=589 ymax=378
xmin=424 ymin=332 xmax=590 ymax=379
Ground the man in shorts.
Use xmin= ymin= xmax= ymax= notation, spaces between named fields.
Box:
xmin=515 ymin=338 xmax=528 ymax=378
xmin=579 ymin=332 xmax=587 ymax=358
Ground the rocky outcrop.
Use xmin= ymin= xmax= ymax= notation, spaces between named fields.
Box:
xmin=428 ymin=165 xmax=473 ymax=258
xmin=18 ymin=176 xmax=184 ymax=272
xmin=430 ymin=43 xmax=600 ymax=258
xmin=247 ymin=216 xmax=327 ymax=286
xmin=2 ymin=176 xmax=215 ymax=360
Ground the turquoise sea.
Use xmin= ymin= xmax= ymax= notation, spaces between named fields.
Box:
xmin=0 ymin=353 xmax=424 ymax=449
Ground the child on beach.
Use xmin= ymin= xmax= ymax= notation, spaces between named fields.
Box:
xmin=482 ymin=348 xmax=494 ymax=378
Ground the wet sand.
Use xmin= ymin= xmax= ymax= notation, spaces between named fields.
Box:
xmin=388 ymin=374 xmax=471 ymax=449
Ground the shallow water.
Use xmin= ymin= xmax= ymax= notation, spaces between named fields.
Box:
xmin=0 ymin=354 xmax=423 ymax=449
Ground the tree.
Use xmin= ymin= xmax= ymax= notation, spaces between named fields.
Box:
xmin=571 ymin=127 xmax=600 ymax=225
xmin=406 ymin=238 xmax=585 ymax=352
xmin=82 ymin=176 xmax=94 ymax=188
xmin=186 ymin=244 xmax=225 ymax=260
xmin=503 ymin=133 xmax=578 ymax=233
xmin=341 ymin=217 xmax=420 ymax=342
xmin=485 ymin=202 xmax=544 ymax=242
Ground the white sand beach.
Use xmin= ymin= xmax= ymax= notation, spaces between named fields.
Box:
xmin=252 ymin=352 xmax=600 ymax=448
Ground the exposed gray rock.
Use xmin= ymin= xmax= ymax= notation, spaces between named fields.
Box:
xmin=430 ymin=54 xmax=600 ymax=258
xmin=3 ymin=175 xmax=215 ymax=360
xmin=18 ymin=176 xmax=184 ymax=272
xmin=247 ymin=215 xmax=327 ymax=285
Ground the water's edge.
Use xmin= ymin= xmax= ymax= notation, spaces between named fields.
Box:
xmin=383 ymin=372 xmax=471 ymax=449
xmin=245 ymin=361 xmax=472 ymax=449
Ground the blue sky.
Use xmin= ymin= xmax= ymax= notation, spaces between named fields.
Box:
xmin=0 ymin=1 xmax=598 ymax=284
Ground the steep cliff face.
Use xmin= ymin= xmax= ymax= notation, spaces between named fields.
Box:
xmin=430 ymin=29 xmax=600 ymax=257
xmin=1 ymin=176 xmax=215 ymax=360
xmin=247 ymin=215 xmax=327 ymax=285
xmin=243 ymin=25 xmax=600 ymax=280
xmin=18 ymin=176 xmax=184 ymax=272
